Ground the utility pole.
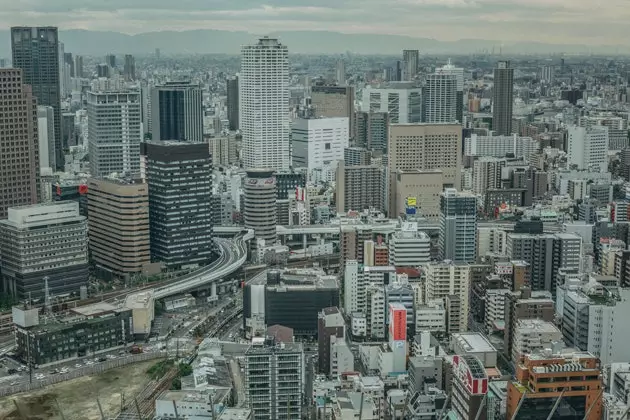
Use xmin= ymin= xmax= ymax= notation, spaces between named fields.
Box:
xmin=96 ymin=396 xmax=105 ymax=420
xmin=134 ymin=398 xmax=143 ymax=420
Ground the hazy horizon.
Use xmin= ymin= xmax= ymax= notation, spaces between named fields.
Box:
xmin=0 ymin=0 xmax=627 ymax=46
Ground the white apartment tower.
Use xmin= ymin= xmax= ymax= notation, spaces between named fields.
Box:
xmin=567 ymin=126 xmax=609 ymax=173
xmin=87 ymin=90 xmax=142 ymax=177
xmin=240 ymin=37 xmax=290 ymax=171
xmin=423 ymin=73 xmax=457 ymax=123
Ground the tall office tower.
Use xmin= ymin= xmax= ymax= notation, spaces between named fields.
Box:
xmin=87 ymin=90 xmax=142 ymax=177
xmin=387 ymin=124 xmax=462 ymax=216
xmin=245 ymin=339 xmax=304 ymax=420
xmin=105 ymin=54 xmax=116 ymax=68
xmin=507 ymin=233 xmax=582 ymax=294
xmin=58 ymin=42 xmax=66 ymax=99
xmin=123 ymin=54 xmax=136 ymax=81
xmin=0 ymin=202 xmax=88 ymax=300
xmin=244 ymin=169 xmax=278 ymax=247
xmin=226 ymin=75 xmax=239 ymax=131
xmin=540 ymin=65 xmax=555 ymax=83
xmin=361 ymin=84 xmax=422 ymax=123
xmin=74 ymin=55 xmax=84 ymax=78
xmin=11 ymin=27 xmax=63 ymax=170
xmin=0 ymin=68 xmax=39 ymax=219
xmin=240 ymin=37 xmax=290 ymax=171
xmin=151 ymin=81 xmax=204 ymax=143
xmin=355 ymin=111 xmax=388 ymax=151
xmin=37 ymin=106 xmax=56 ymax=171
xmin=437 ymin=60 xmax=465 ymax=124
xmin=291 ymin=117 xmax=349 ymax=173
xmin=438 ymin=189 xmax=477 ymax=263
xmin=424 ymin=261 xmax=471 ymax=333
xmin=143 ymin=141 xmax=214 ymax=269
xmin=96 ymin=64 xmax=109 ymax=78
xmin=140 ymin=81 xmax=152 ymax=137
xmin=402 ymin=50 xmax=419 ymax=81
xmin=335 ymin=59 xmax=346 ymax=85
xmin=492 ymin=61 xmax=514 ymax=135
xmin=343 ymin=147 xmax=371 ymax=166
xmin=311 ymin=85 xmax=355 ymax=139
xmin=87 ymin=178 xmax=150 ymax=279
xmin=567 ymin=126 xmax=609 ymax=172
xmin=63 ymin=52 xmax=74 ymax=77
xmin=336 ymin=162 xmax=385 ymax=213
xmin=422 ymin=73 xmax=457 ymax=123
xmin=506 ymin=351 xmax=602 ymax=420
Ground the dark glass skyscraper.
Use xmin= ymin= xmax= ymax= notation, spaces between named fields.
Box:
xmin=142 ymin=141 xmax=214 ymax=269
xmin=492 ymin=60 xmax=514 ymax=136
xmin=11 ymin=26 xmax=63 ymax=170
xmin=226 ymin=76 xmax=239 ymax=131
xmin=151 ymin=81 xmax=204 ymax=143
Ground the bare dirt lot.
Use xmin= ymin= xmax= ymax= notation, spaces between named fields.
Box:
xmin=0 ymin=359 xmax=161 ymax=420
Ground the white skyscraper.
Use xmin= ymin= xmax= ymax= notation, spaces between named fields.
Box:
xmin=240 ymin=37 xmax=290 ymax=171
xmin=87 ymin=90 xmax=142 ymax=177
xmin=423 ymin=73 xmax=457 ymax=123
xmin=291 ymin=117 xmax=349 ymax=173
xmin=567 ymin=126 xmax=609 ymax=173
xmin=361 ymin=84 xmax=422 ymax=123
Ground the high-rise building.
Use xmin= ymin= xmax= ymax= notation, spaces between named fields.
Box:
xmin=567 ymin=126 xmax=609 ymax=172
xmin=392 ymin=170 xmax=443 ymax=221
xmin=540 ymin=65 xmax=555 ymax=83
xmin=492 ymin=61 xmax=514 ymax=136
xmin=335 ymin=59 xmax=346 ymax=85
xmin=336 ymin=162 xmax=385 ymax=214
xmin=37 ymin=106 xmax=56 ymax=171
xmin=507 ymin=232 xmax=582 ymax=294
xmin=0 ymin=202 xmax=88 ymax=300
xmin=244 ymin=169 xmax=277 ymax=247
xmin=355 ymin=111 xmax=388 ymax=151
xmin=388 ymin=223 xmax=431 ymax=267
xmin=58 ymin=42 xmax=66 ymax=98
xmin=87 ymin=177 xmax=151 ymax=278
xmin=438 ymin=189 xmax=477 ymax=263
xmin=63 ymin=52 xmax=74 ymax=77
xmin=472 ymin=157 xmax=506 ymax=196
xmin=361 ymin=84 xmax=422 ymax=124
xmin=451 ymin=355 xmax=489 ymax=420
xmin=240 ymin=37 xmax=290 ymax=171
xmin=311 ymin=85 xmax=355 ymax=138
xmin=506 ymin=350 xmax=602 ymax=420
xmin=387 ymin=124 xmax=462 ymax=216
xmin=74 ymin=55 xmax=84 ymax=78
xmin=151 ymin=81 xmax=204 ymax=143
xmin=123 ymin=54 xmax=135 ymax=81
xmin=87 ymin=90 xmax=142 ymax=177
xmin=291 ymin=117 xmax=349 ymax=173
xmin=402 ymin=50 xmax=419 ymax=81
xmin=424 ymin=261 xmax=470 ymax=333
xmin=143 ymin=141 xmax=214 ymax=269
xmin=105 ymin=54 xmax=116 ymax=68
xmin=422 ymin=73 xmax=457 ymax=123
xmin=317 ymin=307 xmax=346 ymax=375
xmin=436 ymin=61 xmax=465 ymax=124
xmin=245 ymin=339 xmax=304 ymax=420
xmin=11 ymin=27 xmax=63 ymax=170
xmin=226 ymin=75 xmax=239 ymax=131
xmin=0 ymin=68 xmax=39 ymax=219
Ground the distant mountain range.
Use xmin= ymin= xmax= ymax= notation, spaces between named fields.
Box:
xmin=0 ymin=29 xmax=627 ymax=56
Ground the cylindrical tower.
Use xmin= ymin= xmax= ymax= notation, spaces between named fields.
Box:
xmin=244 ymin=169 xmax=277 ymax=247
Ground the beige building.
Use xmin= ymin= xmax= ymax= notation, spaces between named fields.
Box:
xmin=87 ymin=177 xmax=151 ymax=277
xmin=424 ymin=261 xmax=470 ymax=333
xmin=387 ymin=124 xmax=461 ymax=216
xmin=392 ymin=169 xmax=443 ymax=221
xmin=336 ymin=162 xmax=384 ymax=214
xmin=311 ymin=85 xmax=355 ymax=138
xmin=209 ymin=134 xmax=237 ymax=167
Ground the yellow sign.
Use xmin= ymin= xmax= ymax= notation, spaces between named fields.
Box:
xmin=406 ymin=197 xmax=417 ymax=207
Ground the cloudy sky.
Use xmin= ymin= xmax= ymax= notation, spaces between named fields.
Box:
xmin=0 ymin=0 xmax=625 ymax=45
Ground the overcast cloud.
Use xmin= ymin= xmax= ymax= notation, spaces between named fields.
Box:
xmin=0 ymin=0 xmax=625 ymax=45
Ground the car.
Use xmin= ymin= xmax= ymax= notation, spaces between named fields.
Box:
xmin=98 ymin=357 xmax=107 ymax=362
xmin=85 ymin=361 xmax=94 ymax=366
xmin=75 ymin=363 xmax=83 ymax=368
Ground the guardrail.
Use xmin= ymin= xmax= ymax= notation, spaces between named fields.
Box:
xmin=0 ymin=351 xmax=168 ymax=398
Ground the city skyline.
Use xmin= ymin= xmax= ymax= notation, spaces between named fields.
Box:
xmin=0 ymin=0 xmax=627 ymax=47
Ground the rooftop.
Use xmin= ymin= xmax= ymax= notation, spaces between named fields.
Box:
xmin=452 ymin=333 xmax=497 ymax=353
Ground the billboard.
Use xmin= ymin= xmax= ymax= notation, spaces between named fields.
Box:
xmin=388 ymin=304 xmax=407 ymax=341
xmin=406 ymin=196 xmax=417 ymax=207
xmin=452 ymin=355 xmax=488 ymax=395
